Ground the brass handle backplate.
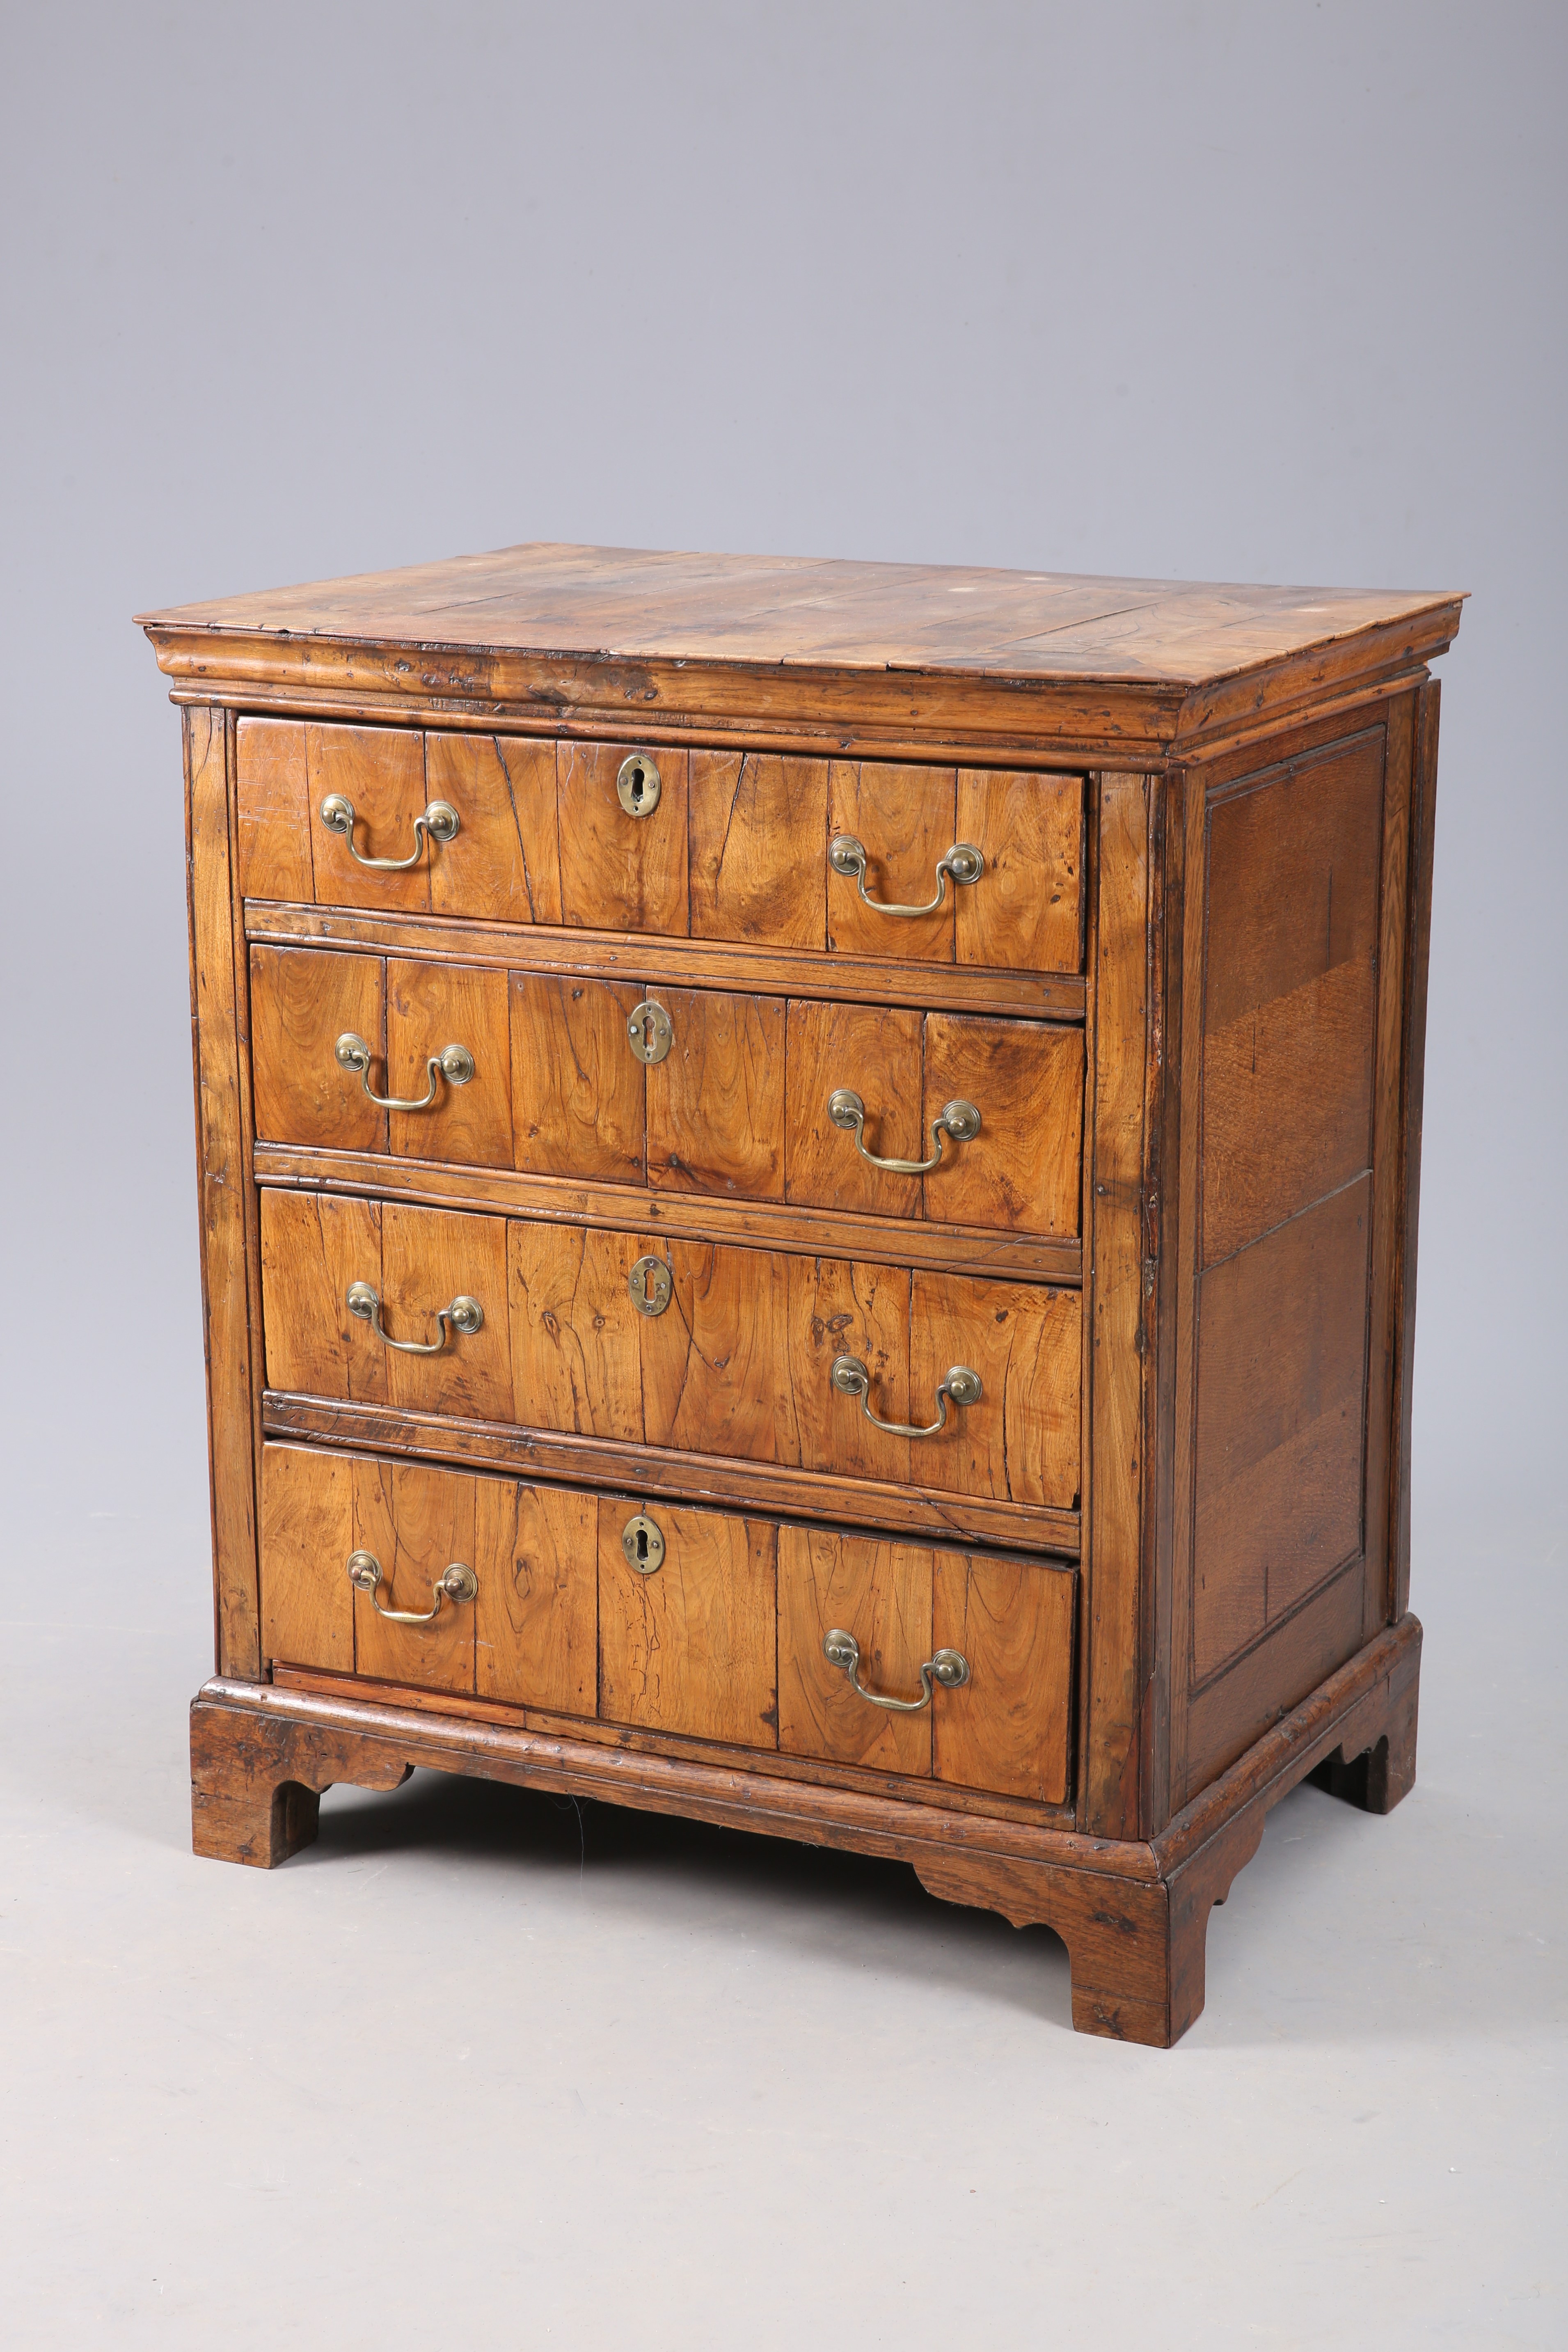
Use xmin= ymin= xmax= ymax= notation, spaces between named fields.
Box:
xmin=626 ymin=1001 xmax=673 ymax=1066
xmin=335 ymin=1032 xmax=475 ymax=1111
xmin=346 ymin=1281 xmax=483 ymax=1355
xmin=830 ymin=1354 xmax=982 ymax=1439
xmin=319 ymin=793 xmax=459 ymax=871
xmin=829 ymin=1088 xmax=981 ymax=1176
xmin=616 ymin=753 xmax=661 ymax=816
xmin=347 ymin=1551 xmax=478 ymax=1625
xmin=829 ymin=832 xmax=984 ymax=918
xmin=822 ymin=1627 xmax=970 ymax=1713
xmin=621 ymin=1513 xmax=665 ymax=1573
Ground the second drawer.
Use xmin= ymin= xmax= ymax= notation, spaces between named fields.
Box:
xmin=260 ymin=1190 xmax=1081 ymax=1511
xmin=248 ymin=944 xmax=1085 ymax=1239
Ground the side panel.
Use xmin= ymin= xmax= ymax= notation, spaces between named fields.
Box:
xmin=1173 ymin=702 xmax=1421 ymax=1801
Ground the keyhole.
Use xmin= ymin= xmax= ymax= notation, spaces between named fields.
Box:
xmin=630 ymin=769 xmax=644 ymax=806
xmin=627 ymin=999 xmax=670 ymax=1065
xmin=635 ymin=1528 xmax=649 ymax=1561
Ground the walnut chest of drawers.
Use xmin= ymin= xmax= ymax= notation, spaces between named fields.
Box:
xmin=140 ymin=543 xmax=1461 ymax=2045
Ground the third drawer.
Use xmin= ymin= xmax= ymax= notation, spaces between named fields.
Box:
xmin=260 ymin=1189 xmax=1081 ymax=1513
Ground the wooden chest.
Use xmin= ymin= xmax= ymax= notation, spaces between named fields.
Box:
xmin=141 ymin=543 xmax=1461 ymax=2045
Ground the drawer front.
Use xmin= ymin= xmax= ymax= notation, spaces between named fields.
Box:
xmin=259 ymin=1191 xmax=1082 ymax=1512
xmin=777 ymin=1524 xmax=1075 ymax=1804
xmin=250 ymin=945 xmax=1084 ymax=1237
xmin=259 ymin=1442 xmax=1076 ymax=1802
xmin=236 ymin=718 xmax=1085 ymax=976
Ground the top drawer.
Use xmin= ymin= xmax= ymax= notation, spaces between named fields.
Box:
xmin=236 ymin=719 xmax=1086 ymax=977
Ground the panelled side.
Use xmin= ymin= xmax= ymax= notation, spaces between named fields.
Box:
xmin=1172 ymin=703 xmax=1421 ymax=1801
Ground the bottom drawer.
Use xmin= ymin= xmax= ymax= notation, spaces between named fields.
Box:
xmin=261 ymin=1443 xmax=1077 ymax=1806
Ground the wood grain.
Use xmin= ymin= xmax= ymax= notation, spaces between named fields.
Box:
xmin=307 ymin=722 xmax=430 ymax=914
xmin=1082 ymin=772 xmax=1150 ymax=1840
xmin=259 ymin=1440 xmax=354 ymax=1670
xmin=235 ymin=716 xmax=313 ymax=902
xmin=923 ymin=1012 xmax=1084 ymax=1235
xmin=826 ymin=760 xmax=956 ymax=960
xmin=786 ymin=1253 xmax=912 ymax=1485
xmin=1165 ymin=766 xmax=1209 ymax=1822
xmin=640 ymin=1239 xmax=798 ymax=1462
xmin=909 ymin=1272 xmax=1081 ymax=1507
xmin=352 ymin=1456 xmax=477 ymax=1694
xmin=689 ymin=750 xmax=828 ymax=948
xmin=387 ymin=956 xmax=511 ymax=1168
xmin=646 ymin=984 xmax=785 ymax=1200
xmin=508 ymin=1219 xmax=646 ymax=1439
xmin=784 ymin=999 xmax=925 ymax=1220
xmin=777 ymin=1525 xmax=933 ymax=1777
xmin=510 ymin=972 xmax=646 ymax=1184
xmin=596 ymin=1499 xmax=778 ymax=1744
xmin=556 ymin=741 xmax=689 ymax=933
xmin=425 ymin=730 xmax=559 ymax=924
xmin=272 ymin=1657 xmax=1071 ymax=1829
xmin=474 ymin=1477 xmax=598 ymax=1715
xmin=262 ymin=1393 xmax=1082 ymax=1554
xmin=504 ymin=1223 xmax=948 ymax=1490
xmin=500 ymin=1216 xmax=1074 ymax=1507
xmin=1185 ymin=1556 xmax=1367 ymax=1792
xmin=1192 ymin=1173 xmax=1371 ymax=1684
xmin=186 ymin=705 xmax=263 ymax=1675
xmin=932 ymin=1552 xmax=1076 ymax=1803
xmin=249 ymin=898 xmax=1087 ymax=1024
xmin=380 ymin=1201 xmax=512 ymax=1421
xmin=250 ymin=943 xmax=387 ymax=1152
xmin=1201 ymin=732 xmax=1383 ymax=1266
xmin=146 ymin=540 xmax=1463 ymax=699
xmin=954 ymin=768 xmax=1085 ymax=973
xmin=154 ymin=635 xmax=1453 ymax=769
xmin=254 ymin=1143 xmax=1084 ymax=1284
xmin=259 ymin=1187 xmax=387 ymax=1402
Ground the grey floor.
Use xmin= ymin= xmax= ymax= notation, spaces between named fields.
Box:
xmin=3 ymin=1457 xmax=1562 ymax=2350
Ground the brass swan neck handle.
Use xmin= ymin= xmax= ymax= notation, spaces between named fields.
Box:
xmin=828 ymin=832 xmax=983 ymax=919
xmin=346 ymin=1282 xmax=483 ymax=1355
xmin=347 ymin=1551 xmax=478 ymax=1626
xmin=829 ymin=1355 xmax=982 ymax=1439
xmin=319 ymin=793 xmax=459 ymax=872
xmin=334 ymin=1033 xmax=474 ymax=1112
xmin=828 ymin=1088 xmax=980 ymax=1176
xmin=822 ymin=1628 xmax=970 ymax=1713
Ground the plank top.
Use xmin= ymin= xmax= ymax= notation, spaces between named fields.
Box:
xmin=139 ymin=541 xmax=1463 ymax=689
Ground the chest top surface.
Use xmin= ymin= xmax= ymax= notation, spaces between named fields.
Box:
xmin=139 ymin=540 xmax=1461 ymax=682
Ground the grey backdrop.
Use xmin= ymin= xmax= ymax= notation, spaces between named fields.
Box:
xmin=2 ymin=5 xmax=1563 ymax=2345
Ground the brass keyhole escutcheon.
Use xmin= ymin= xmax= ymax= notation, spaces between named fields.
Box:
xmin=622 ymin=1512 xmax=665 ymax=1573
xmin=629 ymin=1256 xmax=673 ymax=1317
xmin=616 ymin=753 xmax=661 ymax=817
xmin=626 ymin=999 xmax=673 ymax=1065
